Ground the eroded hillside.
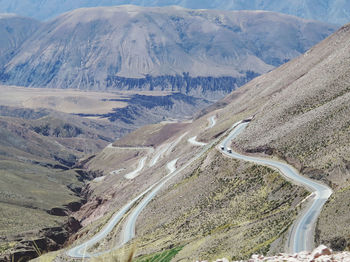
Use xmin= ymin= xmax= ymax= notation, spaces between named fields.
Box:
xmin=0 ymin=105 xmax=126 ymax=261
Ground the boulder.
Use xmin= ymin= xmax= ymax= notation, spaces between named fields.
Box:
xmin=47 ymin=207 xmax=68 ymax=216
xmin=64 ymin=201 xmax=82 ymax=212
xmin=311 ymin=245 xmax=332 ymax=259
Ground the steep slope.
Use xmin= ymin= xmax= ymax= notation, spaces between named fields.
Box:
xmin=0 ymin=14 xmax=40 ymax=66
xmin=0 ymin=6 xmax=336 ymax=99
xmin=0 ymin=0 xmax=349 ymax=25
xmin=198 ymin=23 xmax=350 ymax=251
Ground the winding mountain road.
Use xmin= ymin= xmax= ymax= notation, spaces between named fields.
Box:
xmin=207 ymin=116 xmax=216 ymax=129
xmin=149 ymin=143 xmax=170 ymax=167
xmin=67 ymin=121 xmax=217 ymax=258
xmin=67 ymin=118 xmax=330 ymax=258
xmin=124 ymin=157 xmax=147 ymax=180
xmin=121 ymin=158 xmax=179 ymax=245
xmin=188 ymin=136 xmax=207 ymax=146
xmin=66 ymin=184 xmax=156 ymax=258
xmin=220 ymin=121 xmax=333 ymax=253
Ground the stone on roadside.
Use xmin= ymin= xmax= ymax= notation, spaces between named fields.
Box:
xmin=311 ymin=245 xmax=332 ymax=259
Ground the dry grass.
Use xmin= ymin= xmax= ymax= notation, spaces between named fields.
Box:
xmin=110 ymin=151 xmax=306 ymax=261
xmin=0 ymin=160 xmax=82 ymax=236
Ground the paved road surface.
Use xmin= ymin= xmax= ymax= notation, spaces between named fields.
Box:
xmin=124 ymin=157 xmax=147 ymax=180
xmin=188 ymin=136 xmax=207 ymax=146
xmin=67 ymin=121 xmax=219 ymax=258
xmin=207 ymin=116 xmax=216 ymax=129
xmin=121 ymin=158 xmax=179 ymax=245
xmin=66 ymin=184 xmax=156 ymax=258
xmin=220 ymin=121 xmax=333 ymax=253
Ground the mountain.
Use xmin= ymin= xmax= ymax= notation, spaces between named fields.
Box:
xmin=0 ymin=14 xmax=40 ymax=66
xmin=51 ymin=21 xmax=350 ymax=262
xmin=0 ymin=6 xmax=336 ymax=100
xmin=0 ymin=0 xmax=349 ymax=25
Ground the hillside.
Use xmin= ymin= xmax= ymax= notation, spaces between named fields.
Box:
xmin=0 ymin=14 xmax=40 ymax=66
xmin=50 ymin=21 xmax=350 ymax=262
xmin=0 ymin=6 xmax=336 ymax=99
xmin=0 ymin=0 xmax=349 ymax=25
xmin=197 ymin=22 xmax=350 ymax=251
xmin=0 ymin=105 xmax=127 ymax=261
xmin=228 ymin=24 xmax=350 ymax=252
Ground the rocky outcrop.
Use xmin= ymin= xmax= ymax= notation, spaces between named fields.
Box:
xmin=77 ymin=93 xmax=212 ymax=126
xmin=47 ymin=207 xmax=68 ymax=216
xmin=73 ymin=195 xmax=110 ymax=227
xmin=106 ymin=74 xmax=258 ymax=100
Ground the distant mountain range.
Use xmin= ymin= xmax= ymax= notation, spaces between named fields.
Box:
xmin=0 ymin=0 xmax=349 ymax=24
xmin=0 ymin=6 xmax=336 ymax=99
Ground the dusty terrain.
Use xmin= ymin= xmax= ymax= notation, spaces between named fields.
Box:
xmin=199 ymin=245 xmax=350 ymax=262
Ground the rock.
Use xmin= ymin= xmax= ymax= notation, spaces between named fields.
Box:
xmin=40 ymin=227 xmax=68 ymax=246
xmin=47 ymin=207 xmax=68 ymax=216
xmin=329 ymin=236 xmax=347 ymax=251
xmin=9 ymin=249 xmax=37 ymax=262
xmin=311 ymin=245 xmax=332 ymax=259
xmin=65 ymin=216 xmax=82 ymax=234
xmin=20 ymin=238 xmax=48 ymax=251
xmin=64 ymin=201 xmax=82 ymax=212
